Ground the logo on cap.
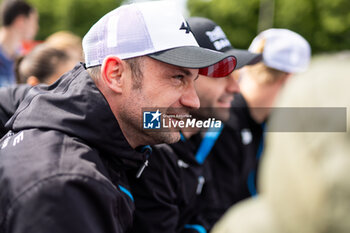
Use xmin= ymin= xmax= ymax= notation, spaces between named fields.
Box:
xmin=180 ymin=21 xmax=192 ymax=34
xmin=143 ymin=110 xmax=162 ymax=129
xmin=205 ymin=26 xmax=231 ymax=51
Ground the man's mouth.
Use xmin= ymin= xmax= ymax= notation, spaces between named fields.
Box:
xmin=218 ymin=95 xmax=234 ymax=107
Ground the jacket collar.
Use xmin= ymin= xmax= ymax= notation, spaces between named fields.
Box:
xmin=8 ymin=63 xmax=147 ymax=169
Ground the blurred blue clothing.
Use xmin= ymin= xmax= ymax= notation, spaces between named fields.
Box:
xmin=0 ymin=47 xmax=15 ymax=87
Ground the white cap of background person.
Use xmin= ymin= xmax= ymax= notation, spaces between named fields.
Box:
xmin=82 ymin=0 xmax=237 ymax=78
xmin=248 ymin=28 xmax=311 ymax=73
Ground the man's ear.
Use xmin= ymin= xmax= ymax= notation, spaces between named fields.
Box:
xmin=101 ymin=56 xmax=125 ymax=94
xmin=280 ymin=73 xmax=293 ymax=85
xmin=26 ymin=76 xmax=40 ymax=86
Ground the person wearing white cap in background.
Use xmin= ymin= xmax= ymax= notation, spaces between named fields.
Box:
xmin=211 ymin=56 xmax=350 ymax=233
xmin=0 ymin=1 xmax=237 ymax=233
xmin=227 ymin=28 xmax=311 ymax=198
xmin=239 ymin=28 xmax=311 ymax=124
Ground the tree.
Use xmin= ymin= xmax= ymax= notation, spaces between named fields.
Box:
xmin=274 ymin=0 xmax=350 ymax=52
xmin=27 ymin=0 xmax=123 ymax=40
xmin=188 ymin=0 xmax=260 ymax=50
xmin=188 ymin=0 xmax=350 ymax=53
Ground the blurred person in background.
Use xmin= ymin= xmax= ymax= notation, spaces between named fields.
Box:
xmin=227 ymin=28 xmax=311 ymax=199
xmin=45 ymin=30 xmax=83 ymax=65
xmin=0 ymin=43 xmax=80 ymax=137
xmin=0 ymin=0 xmax=38 ymax=87
xmin=192 ymin=28 xmax=311 ymax=231
xmin=211 ymin=55 xmax=350 ymax=233
xmin=16 ymin=43 xmax=77 ymax=85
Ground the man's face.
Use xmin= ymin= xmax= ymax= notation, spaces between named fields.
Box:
xmin=22 ymin=11 xmax=39 ymax=40
xmin=118 ymin=56 xmax=200 ymax=145
xmin=194 ymin=70 xmax=240 ymax=121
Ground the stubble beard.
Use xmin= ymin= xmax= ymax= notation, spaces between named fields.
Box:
xmin=120 ymin=94 xmax=181 ymax=146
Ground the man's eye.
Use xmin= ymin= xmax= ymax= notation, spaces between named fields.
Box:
xmin=172 ymin=75 xmax=185 ymax=80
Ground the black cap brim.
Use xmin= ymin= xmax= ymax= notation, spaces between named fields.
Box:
xmin=148 ymin=46 xmax=237 ymax=78
xmin=225 ymin=49 xmax=262 ymax=69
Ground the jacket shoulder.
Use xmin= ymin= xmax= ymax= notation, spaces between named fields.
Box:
xmin=1 ymin=173 xmax=131 ymax=233
xmin=0 ymin=85 xmax=31 ymax=137
xmin=0 ymin=129 xmax=129 ymax=231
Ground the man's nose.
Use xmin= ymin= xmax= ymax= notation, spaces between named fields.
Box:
xmin=180 ymin=82 xmax=200 ymax=109
xmin=226 ymin=71 xmax=240 ymax=94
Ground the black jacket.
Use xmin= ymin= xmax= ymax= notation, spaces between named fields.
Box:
xmin=128 ymin=93 xmax=264 ymax=233
xmin=129 ymin=132 xmax=214 ymax=233
xmin=0 ymin=64 xmax=148 ymax=233
xmin=0 ymin=84 xmax=31 ymax=137
xmin=201 ymin=93 xmax=264 ymax=227
xmin=227 ymin=93 xmax=264 ymax=196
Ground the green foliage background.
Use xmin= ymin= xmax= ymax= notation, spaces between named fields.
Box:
xmin=188 ymin=0 xmax=350 ymax=53
xmin=27 ymin=0 xmax=123 ymax=40
xmin=20 ymin=0 xmax=350 ymax=54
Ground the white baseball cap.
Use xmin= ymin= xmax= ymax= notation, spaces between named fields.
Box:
xmin=248 ymin=28 xmax=311 ymax=73
xmin=82 ymin=1 xmax=237 ymax=78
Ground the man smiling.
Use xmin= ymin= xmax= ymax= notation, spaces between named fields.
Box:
xmin=0 ymin=2 xmax=236 ymax=233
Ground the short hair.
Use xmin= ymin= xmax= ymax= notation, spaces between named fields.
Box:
xmin=45 ymin=31 xmax=82 ymax=51
xmin=45 ymin=31 xmax=83 ymax=61
xmin=17 ymin=44 xmax=69 ymax=83
xmin=0 ymin=0 xmax=35 ymax=26
xmin=245 ymin=62 xmax=289 ymax=85
xmin=86 ymin=65 xmax=102 ymax=82
xmin=87 ymin=56 xmax=144 ymax=89
xmin=125 ymin=57 xmax=143 ymax=89
xmin=245 ymin=40 xmax=289 ymax=84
